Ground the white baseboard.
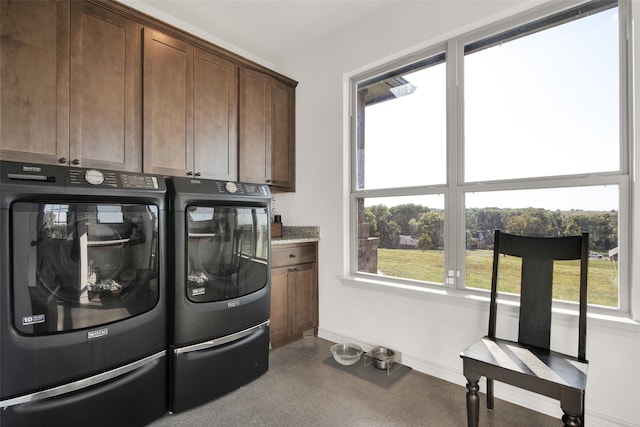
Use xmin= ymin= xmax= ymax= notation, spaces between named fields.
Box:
xmin=317 ymin=328 xmax=639 ymax=427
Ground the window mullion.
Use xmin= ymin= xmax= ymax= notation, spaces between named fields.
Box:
xmin=445 ymin=39 xmax=462 ymax=289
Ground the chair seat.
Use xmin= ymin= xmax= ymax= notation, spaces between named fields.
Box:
xmin=461 ymin=337 xmax=588 ymax=397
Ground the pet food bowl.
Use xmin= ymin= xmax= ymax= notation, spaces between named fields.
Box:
xmin=369 ymin=346 xmax=395 ymax=369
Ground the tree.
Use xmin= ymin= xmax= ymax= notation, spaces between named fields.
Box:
xmin=416 ymin=210 xmax=444 ymax=250
xmin=407 ymin=218 xmax=420 ymax=237
xmin=364 ymin=209 xmax=377 ymax=234
xmin=564 ymin=211 xmax=618 ymax=251
xmin=365 ymin=205 xmax=400 ymax=248
xmin=466 ymin=208 xmax=505 ymax=233
xmin=504 ymin=208 xmax=560 ymax=237
xmin=366 ymin=203 xmax=618 ymax=253
xmin=390 ymin=204 xmax=429 ymax=235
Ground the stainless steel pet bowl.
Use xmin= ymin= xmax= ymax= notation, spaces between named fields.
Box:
xmin=369 ymin=346 xmax=395 ymax=369
xmin=330 ymin=343 xmax=363 ymax=366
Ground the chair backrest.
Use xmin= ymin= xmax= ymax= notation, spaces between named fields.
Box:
xmin=488 ymin=230 xmax=589 ymax=361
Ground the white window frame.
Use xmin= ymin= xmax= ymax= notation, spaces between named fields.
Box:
xmin=348 ymin=0 xmax=632 ymax=317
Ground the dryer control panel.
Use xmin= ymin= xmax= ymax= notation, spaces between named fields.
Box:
xmin=68 ymin=168 xmax=160 ymax=190
xmin=120 ymin=173 xmax=160 ymax=190
xmin=214 ymin=181 xmax=268 ymax=196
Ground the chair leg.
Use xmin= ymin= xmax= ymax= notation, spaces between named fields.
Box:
xmin=560 ymin=389 xmax=584 ymax=427
xmin=465 ymin=378 xmax=480 ymax=427
xmin=487 ymin=378 xmax=494 ymax=410
xmin=561 ymin=413 xmax=581 ymax=427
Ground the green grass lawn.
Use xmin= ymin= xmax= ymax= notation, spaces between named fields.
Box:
xmin=377 ymin=248 xmax=618 ymax=307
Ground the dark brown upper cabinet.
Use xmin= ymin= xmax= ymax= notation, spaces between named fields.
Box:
xmin=143 ymin=28 xmax=238 ymax=180
xmin=142 ymin=28 xmax=193 ymax=177
xmin=239 ymin=68 xmax=296 ymax=192
xmin=193 ymin=48 xmax=238 ymax=181
xmin=238 ymin=68 xmax=271 ymax=186
xmin=1 ymin=0 xmax=70 ymax=165
xmin=70 ymin=1 xmax=141 ymax=171
xmin=2 ymin=0 xmax=294 ymax=189
xmin=271 ymin=78 xmax=296 ymax=192
xmin=0 ymin=0 xmax=141 ymax=171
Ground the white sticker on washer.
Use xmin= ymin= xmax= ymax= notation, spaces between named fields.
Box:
xmin=192 ymin=287 xmax=205 ymax=296
xmin=22 ymin=314 xmax=45 ymax=326
xmin=88 ymin=328 xmax=109 ymax=339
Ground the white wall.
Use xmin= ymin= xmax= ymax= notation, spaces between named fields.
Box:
xmin=120 ymin=0 xmax=640 ymax=424
xmin=275 ymin=1 xmax=640 ymax=426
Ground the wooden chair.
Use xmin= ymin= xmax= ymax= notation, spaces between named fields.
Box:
xmin=460 ymin=230 xmax=589 ymax=427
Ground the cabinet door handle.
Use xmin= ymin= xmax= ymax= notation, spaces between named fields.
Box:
xmin=194 ymin=172 xmax=201 ymax=177
xmin=266 ymin=179 xmax=273 ymax=184
xmin=186 ymin=171 xmax=193 ymax=176
xmin=289 ymin=267 xmax=299 ymax=272
xmin=58 ymin=158 xmax=67 ymax=164
xmin=289 ymin=254 xmax=296 ymax=258
xmin=71 ymin=159 xmax=80 ymax=165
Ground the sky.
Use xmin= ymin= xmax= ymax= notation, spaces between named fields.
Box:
xmin=362 ymin=7 xmax=620 ymax=213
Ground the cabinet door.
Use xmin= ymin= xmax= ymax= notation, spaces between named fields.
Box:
xmin=70 ymin=2 xmax=141 ymax=171
xmin=0 ymin=0 xmax=69 ymax=165
xmin=291 ymin=263 xmax=317 ymax=335
xmin=143 ymin=28 xmax=193 ymax=176
xmin=271 ymin=79 xmax=295 ymax=191
xmin=270 ymin=266 xmax=290 ymax=346
xmin=238 ymin=68 xmax=271 ymax=185
xmin=193 ymin=48 xmax=237 ymax=180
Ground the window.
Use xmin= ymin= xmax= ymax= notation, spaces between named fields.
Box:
xmin=12 ymin=202 xmax=160 ymax=334
xmin=358 ymin=194 xmax=445 ymax=284
xmin=356 ymin=54 xmax=447 ymax=190
xmin=351 ymin=0 xmax=628 ymax=312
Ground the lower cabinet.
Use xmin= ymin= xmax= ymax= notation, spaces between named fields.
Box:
xmin=270 ymin=242 xmax=318 ymax=349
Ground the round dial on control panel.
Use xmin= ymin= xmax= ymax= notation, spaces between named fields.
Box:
xmin=85 ymin=169 xmax=104 ymax=185
xmin=225 ymin=182 xmax=238 ymax=193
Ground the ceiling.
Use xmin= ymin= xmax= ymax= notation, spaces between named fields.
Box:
xmin=124 ymin=1 xmax=399 ymax=64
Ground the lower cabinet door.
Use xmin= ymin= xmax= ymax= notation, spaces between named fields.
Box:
xmin=269 ymin=266 xmax=290 ymax=346
xmin=291 ymin=263 xmax=316 ymax=335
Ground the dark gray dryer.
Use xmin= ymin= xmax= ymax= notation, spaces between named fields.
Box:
xmin=0 ymin=160 xmax=168 ymax=427
xmin=167 ymin=176 xmax=271 ymax=413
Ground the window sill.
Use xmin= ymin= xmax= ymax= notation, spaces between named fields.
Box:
xmin=339 ymin=274 xmax=640 ymax=335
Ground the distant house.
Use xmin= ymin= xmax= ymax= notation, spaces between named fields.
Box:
xmin=470 ymin=230 xmax=495 ymax=249
xmin=393 ymin=235 xmax=418 ymax=249
xmin=609 ymin=247 xmax=619 ymax=261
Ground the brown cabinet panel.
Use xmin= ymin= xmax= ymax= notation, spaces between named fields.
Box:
xmin=239 ymin=67 xmax=296 ymax=191
xmin=143 ymin=30 xmax=238 ymax=179
xmin=70 ymin=1 xmax=141 ymax=171
xmin=238 ymin=68 xmax=271 ymax=185
xmin=271 ymin=79 xmax=295 ymax=191
xmin=291 ymin=263 xmax=316 ymax=335
xmin=1 ymin=0 xmax=69 ymax=164
xmin=270 ymin=242 xmax=318 ymax=349
xmin=270 ymin=267 xmax=290 ymax=346
xmin=272 ymin=244 xmax=316 ymax=267
xmin=193 ymin=48 xmax=237 ymax=180
xmin=143 ymin=28 xmax=193 ymax=176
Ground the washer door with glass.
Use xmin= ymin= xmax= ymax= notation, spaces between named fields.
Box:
xmin=186 ymin=205 xmax=269 ymax=302
xmin=11 ymin=202 xmax=160 ymax=335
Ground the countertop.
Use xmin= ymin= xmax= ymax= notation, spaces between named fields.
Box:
xmin=271 ymin=226 xmax=320 ymax=245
